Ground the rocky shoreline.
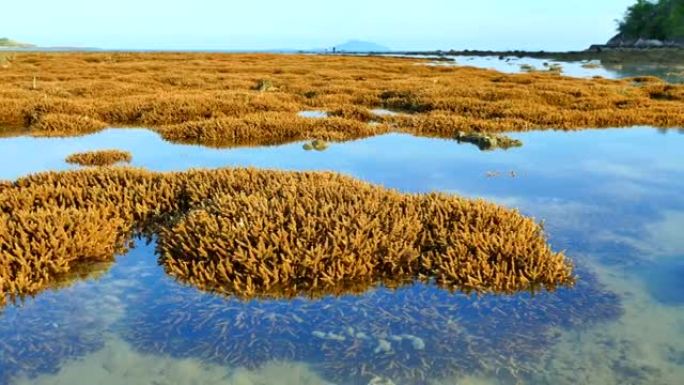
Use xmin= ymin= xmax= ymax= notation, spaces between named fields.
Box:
xmin=352 ymin=46 xmax=684 ymax=64
xmin=338 ymin=34 xmax=684 ymax=64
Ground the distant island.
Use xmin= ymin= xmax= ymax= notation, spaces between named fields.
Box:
xmin=609 ymin=0 xmax=684 ymax=47
xmin=332 ymin=40 xmax=389 ymax=52
xmin=0 ymin=37 xmax=34 ymax=48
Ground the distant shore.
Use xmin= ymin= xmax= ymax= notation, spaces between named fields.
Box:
xmin=345 ymin=47 xmax=684 ymax=64
xmin=3 ymin=45 xmax=684 ymax=64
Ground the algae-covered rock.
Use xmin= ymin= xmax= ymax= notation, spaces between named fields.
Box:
xmin=454 ymin=131 xmax=523 ymax=151
xmin=311 ymin=139 xmax=329 ymax=151
xmin=303 ymin=139 xmax=329 ymax=151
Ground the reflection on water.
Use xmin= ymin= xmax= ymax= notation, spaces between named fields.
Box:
xmin=1 ymin=127 xmax=684 ymax=384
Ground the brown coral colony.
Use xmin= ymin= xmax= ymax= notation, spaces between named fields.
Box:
xmin=0 ymin=53 xmax=681 ymax=147
xmin=0 ymin=167 xmax=574 ymax=305
xmin=65 ymin=149 xmax=132 ymax=166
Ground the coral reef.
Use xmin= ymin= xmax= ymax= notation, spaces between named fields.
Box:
xmin=28 ymin=114 xmax=108 ymax=137
xmin=0 ymin=167 xmax=573 ymax=305
xmin=65 ymin=150 xmax=132 ymax=167
xmin=0 ymin=207 xmax=127 ymax=299
xmin=0 ymin=53 xmax=681 ymax=147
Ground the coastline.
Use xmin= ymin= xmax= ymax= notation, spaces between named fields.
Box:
xmin=335 ymin=47 xmax=684 ymax=64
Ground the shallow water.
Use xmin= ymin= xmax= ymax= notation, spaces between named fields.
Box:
xmin=1 ymin=127 xmax=684 ymax=384
xmin=416 ymin=55 xmax=684 ymax=83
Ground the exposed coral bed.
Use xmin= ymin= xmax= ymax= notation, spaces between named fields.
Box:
xmin=0 ymin=167 xmax=573 ymax=306
xmin=65 ymin=149 xmax=132 ymax=167
xmin=0 ymin=53 xmax=682 ymax=147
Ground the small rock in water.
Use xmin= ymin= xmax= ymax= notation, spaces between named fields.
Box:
xmin=312 ymin=331 xmax=327 ymax=339
xmin=302 ymin=139 xmax=329 ymax=151
xmin=355 ymin=332 xmax=369 ymax=340
xmin=311 ymin=139 xmax=329 ymax=151
xmin=326 ymin=332 xmax=346 ymax=342
xmin=454 ymin=131 xmax=523 ymax=151
xmin=374 ymin=339 xmax=392 ymax=354
xmin=368 ymin=376 xmax=397 ymax=385
xmin=405 ymin=335 xmax=426 ymax=350
xmin=312 ymin=330 xmax=346 ymax=341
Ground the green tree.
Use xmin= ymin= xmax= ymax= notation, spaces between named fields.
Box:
xmin=664 ymin=0 xmax=684 ymax=37
xmin=618 ymin=0 xmax=684 ymax=40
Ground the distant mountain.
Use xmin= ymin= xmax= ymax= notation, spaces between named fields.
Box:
xmin=333 ymin=40 xmax=390 ymax=52
xmin=0 ymin=37 xmax=35 ymax=48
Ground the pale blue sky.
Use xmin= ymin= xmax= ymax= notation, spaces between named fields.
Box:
xmin=4 ymin=0 xmax=635 ymax=50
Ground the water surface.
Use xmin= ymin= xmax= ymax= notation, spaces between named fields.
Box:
xmin=1 ymin=127 xmax=683 ymax=385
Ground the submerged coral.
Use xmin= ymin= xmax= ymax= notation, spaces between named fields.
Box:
xmin=121 ymin=256 xmax=620 ymax=385
xmin=0 ymin=292 xmax=107 ymax=384
xmin=0 ymin=250 xmax=142 ymax=384
xmin=0 ymin=167 xmax=573 ymax=305
xmin=0 ymin=53 xmax=682 ymax=147
xmin=65 ymin=149 xmax=132 ymax=167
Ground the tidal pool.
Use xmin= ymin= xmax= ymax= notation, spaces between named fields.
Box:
xmin=1 ymin=127 xmax=683 ymax=384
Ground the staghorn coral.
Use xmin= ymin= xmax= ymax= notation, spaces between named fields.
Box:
xmin=0 ymin=167 xmax=573 ymax=305
xmin=65 ymin=149 xmax=132 ymax=167
xmin=0 ymin=207 xmax=128 ymax=300
xmin=158 ymin=186 xmax=572 ymax=297
xmin=158 ymin=112 xmax=385 ymax=147
xmin=0 ymin=53 xmax=680 ymax=147
xmin=121 ymin=259 xmax=620 ymax=385
xmin=28 ymin=113 xmax=107 ymax=137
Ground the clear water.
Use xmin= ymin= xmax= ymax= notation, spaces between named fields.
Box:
xmin=1 ymin=127 xmax=684 ymax=385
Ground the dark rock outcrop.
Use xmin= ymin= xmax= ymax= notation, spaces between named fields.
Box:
xmin=601 ymin=32 xmax=684 ymax=49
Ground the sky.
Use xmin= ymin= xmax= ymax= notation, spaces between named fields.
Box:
xmin=3 ymin=0 xmax=636 ymax=51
